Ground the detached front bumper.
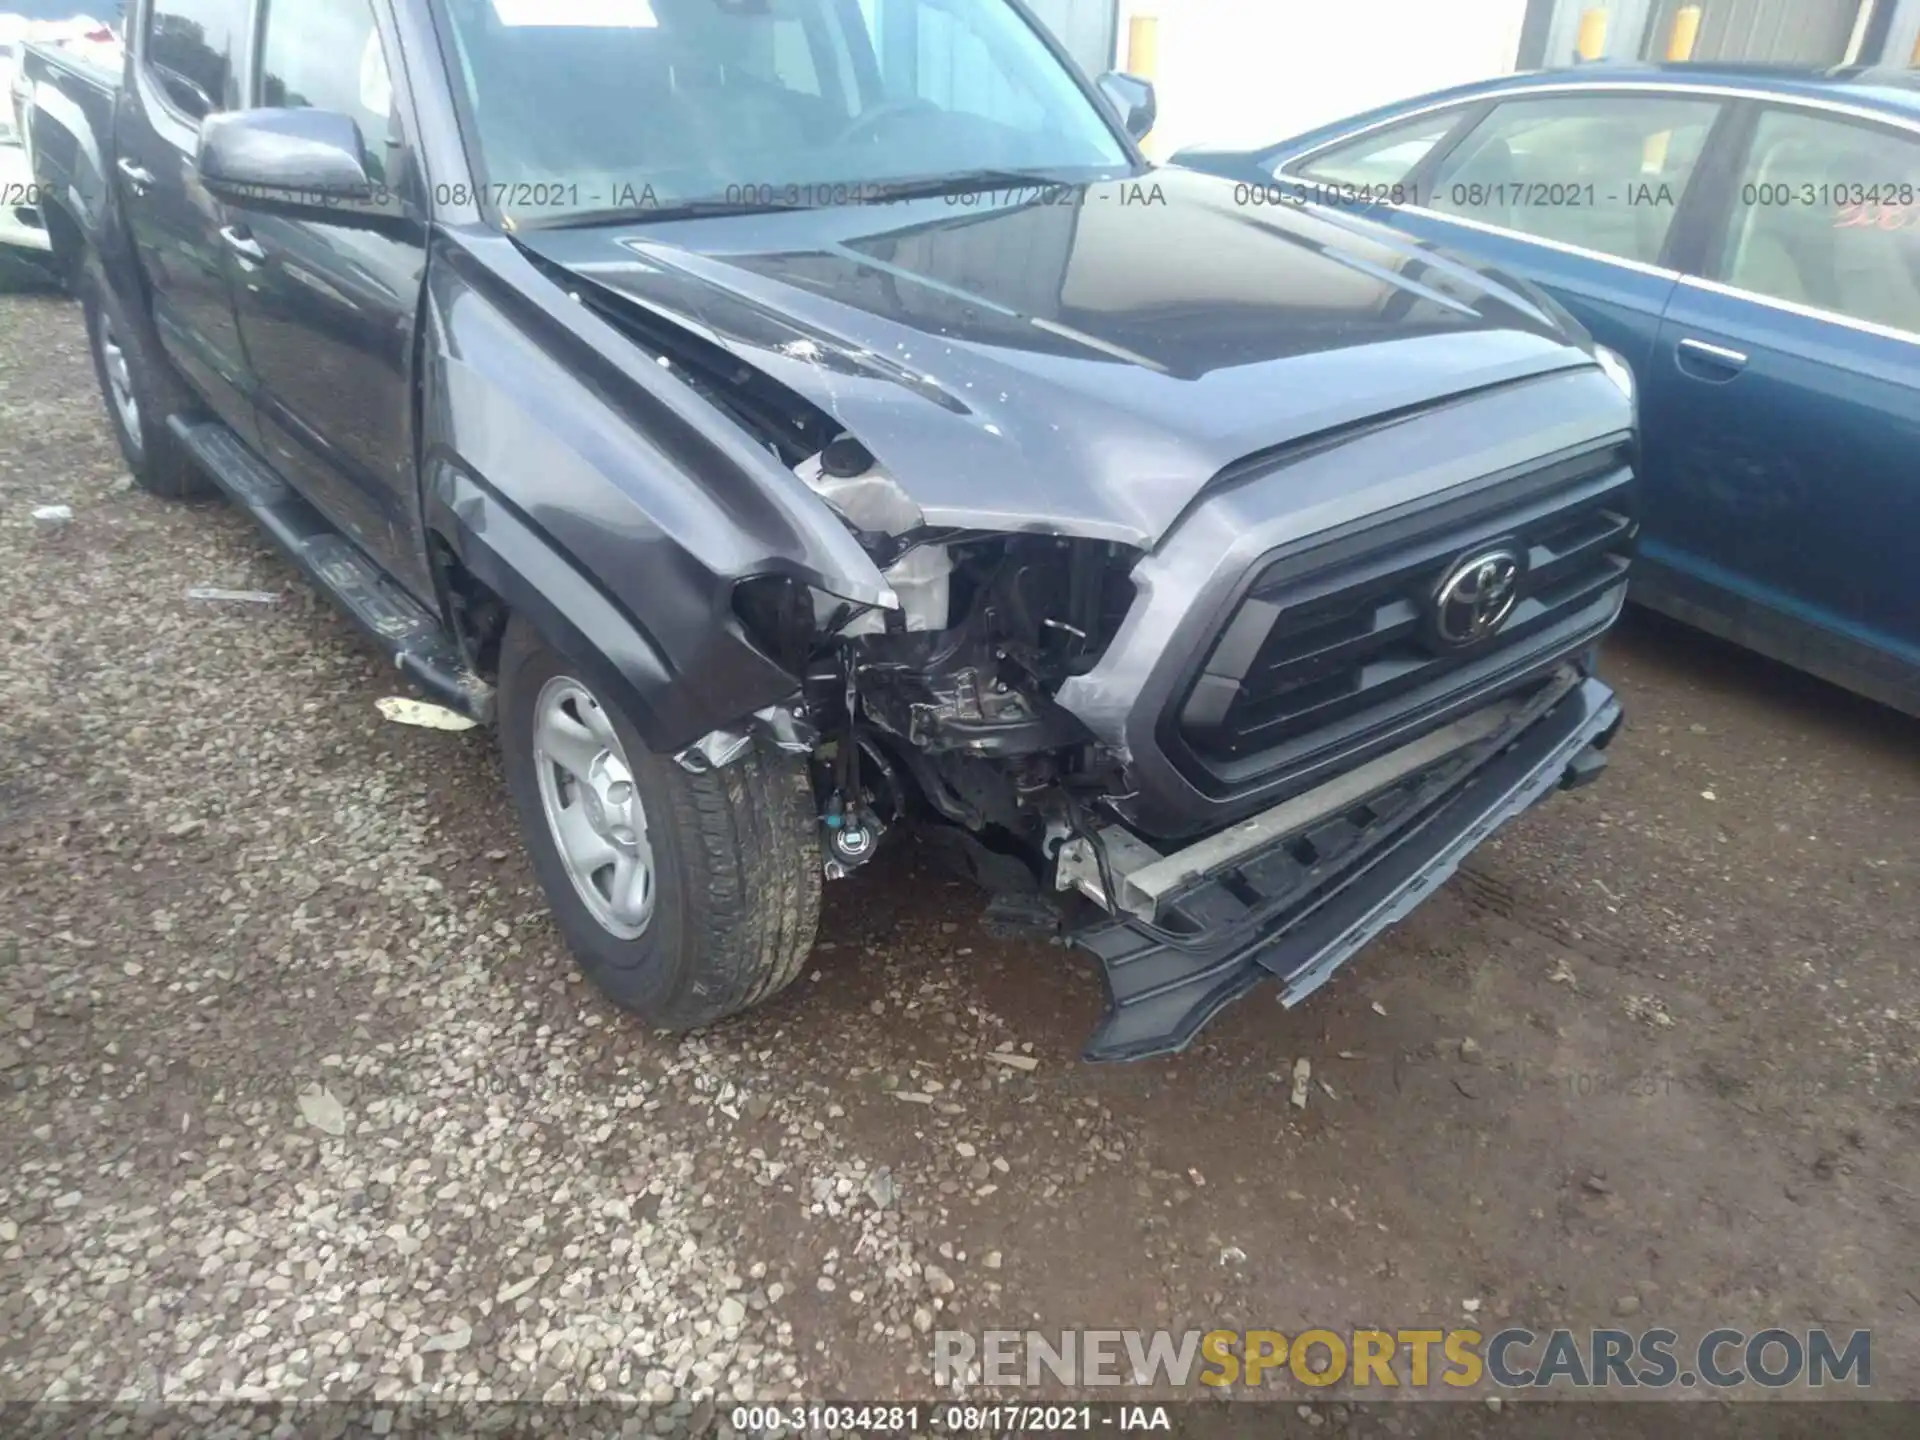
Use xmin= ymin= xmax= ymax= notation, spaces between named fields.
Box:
xmin=1065 ymin=669 xmax=1622 ymax=1061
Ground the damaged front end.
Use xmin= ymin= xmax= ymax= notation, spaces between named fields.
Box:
xmin=705 ymin=430 xmax=1142 ymax=891
xmin=672 ymin=405 xmax=1631 ymax=1064
xmin=695 ymin=421 xmax=1625 ymax=1066
xmin=577 ymin=264 xmax=1632 ymax=1064
xmin=551 ymin=267 xmax=1146 ymax=901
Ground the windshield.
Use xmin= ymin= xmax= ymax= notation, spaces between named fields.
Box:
xmin=434 ymin=0 xmax=1131 ymax=226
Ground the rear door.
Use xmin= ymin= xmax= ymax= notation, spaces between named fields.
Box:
xmin=1642 ymin=101 xmax=1920 ymax=672
xmin=117 ymin=0 xmax=257 ymax=441
xmin=222 ymin=0 xmax=433 ymax=598
xmin=1388 ymin=88 xmax=1732 ymax=375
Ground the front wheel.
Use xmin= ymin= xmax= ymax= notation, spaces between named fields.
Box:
xmin=498 ymin=617 xmax=821 ymax=1029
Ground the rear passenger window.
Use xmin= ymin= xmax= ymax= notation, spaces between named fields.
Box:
xmin=146 ymin=0 xmax=248 ymax=120
xmin=1717 ymin=108 xmax=1920 ymax=335
xmin=1428 ymin=94 xmax=1721 ymax=265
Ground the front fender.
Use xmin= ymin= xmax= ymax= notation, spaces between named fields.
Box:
xmin=424 ymin=463 xmax=688 ymax=748
xmin=421 ymin=231 xmax=886 ymax=751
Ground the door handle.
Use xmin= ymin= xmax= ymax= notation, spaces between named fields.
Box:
xmin=219 ymin=225 xmax=267 ymax=264
xmin=116 ymin=157 xmax=154 ymax=195
xmin=1675 ymin=337 xmax=1748 ymax=380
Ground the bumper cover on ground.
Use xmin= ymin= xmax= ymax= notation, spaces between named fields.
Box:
xmin=1071 ymin=674 xmax=1623 ymax=1061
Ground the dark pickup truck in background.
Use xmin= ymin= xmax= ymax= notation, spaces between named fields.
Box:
xmin=23 ymin=0 xmax=1634 ymax=1062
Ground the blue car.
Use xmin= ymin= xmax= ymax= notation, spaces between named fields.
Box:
xmin=1176 ymin=65 xmax=1920 ymax=716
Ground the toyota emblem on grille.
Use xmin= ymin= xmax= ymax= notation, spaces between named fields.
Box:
xmin=1432 ymin=546 xmax=1524 ymax=647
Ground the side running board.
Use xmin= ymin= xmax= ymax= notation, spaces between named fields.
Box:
xmin=169 ymin=417 xmax=494 ymax=722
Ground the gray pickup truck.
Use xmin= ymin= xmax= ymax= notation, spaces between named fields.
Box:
xmin=24 ymin=0 xmax=1634 ymax=1061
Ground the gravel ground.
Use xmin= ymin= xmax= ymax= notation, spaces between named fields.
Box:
xmin=3 ymin=277 xmax=1918 ymax=1423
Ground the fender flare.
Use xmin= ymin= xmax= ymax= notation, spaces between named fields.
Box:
xmin=426 ymin=463 xmax=694 ymax=752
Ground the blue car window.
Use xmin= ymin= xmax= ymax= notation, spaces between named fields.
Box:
xmin=1296 ymin=112 xmax=1460 ymax=189
xmin=1428 ymin=93 xmax=1720 ymax=265
xmin=1717 ymin=107 xmax=1920 ymax=336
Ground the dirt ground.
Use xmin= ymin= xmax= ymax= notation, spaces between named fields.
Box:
xmin=3 ymin=273 xmax=1918 ymax=1423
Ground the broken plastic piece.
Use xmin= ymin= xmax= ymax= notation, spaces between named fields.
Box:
xmin=677 ymin=705 xmax=818 ymax=772
xmin=376 ymin=697 xmax=479 ymax=731
xmin=187 ymin=587 xmax=279 ymax=604
xmin=675 ymin=724 xmax=753 ymax=773
xmin=752 ymin=704 xmax=818 ymax=754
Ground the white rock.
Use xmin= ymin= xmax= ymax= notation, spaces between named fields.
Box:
xmin=297 ymin=1086 xmax=348 ymax=1137
xmin=420 ymin=1322 xmax=472 ymax=1353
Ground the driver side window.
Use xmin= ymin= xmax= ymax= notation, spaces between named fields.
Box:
xmin=258 ymin=0 xmax=397 ymax=185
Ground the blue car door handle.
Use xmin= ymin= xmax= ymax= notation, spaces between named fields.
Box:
xmin=1675 ymin=337 xmax=1748 ymax=381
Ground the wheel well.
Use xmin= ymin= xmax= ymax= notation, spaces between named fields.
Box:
xmin=39 ymin=200 xmax=84 ymax=292
xmin=431 ymin=536 xmax=511 ymax=682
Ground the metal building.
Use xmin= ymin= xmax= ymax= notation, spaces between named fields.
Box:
xmin=1019 ymin=0 xmax=1920 ymax=157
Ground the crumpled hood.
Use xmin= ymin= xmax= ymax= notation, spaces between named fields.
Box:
xmin=516 ymin=168 xmax=1595 ymax=548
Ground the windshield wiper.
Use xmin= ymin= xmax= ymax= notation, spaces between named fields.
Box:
xmin=515 ymin=196 xmax=820 ymax=231
xmin=514 ymin=169 xmax=1117 ymax=231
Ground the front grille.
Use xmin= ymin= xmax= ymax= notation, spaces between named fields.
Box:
xmin=1178 ymin=442 xmax=1634 ymax=781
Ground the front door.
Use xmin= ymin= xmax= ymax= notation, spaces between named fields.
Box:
xmin=119 ymin=0 xmax=257 ymax=441
xmin=223 ymin=0 xmax=432 ymax=598
xmin=1642 ymin=102 xmax=1920 ymax=667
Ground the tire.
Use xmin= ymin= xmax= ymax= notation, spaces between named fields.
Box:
xmin=78 ymin=251 xmax=211 ymax=498
xmin=498 ymin=616 xmax=822 ymax=1030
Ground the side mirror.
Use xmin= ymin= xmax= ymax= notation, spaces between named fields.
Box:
xmin=197 ymin=108 xmax=375 ymax=211
xmin=1097 ymin=71 xmax=1157 ymax=142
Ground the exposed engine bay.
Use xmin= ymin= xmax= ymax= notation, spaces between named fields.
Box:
xmin=720 ymin=432 xmax=1142 ymax=895
xmin=566 ymin=276 xmax=1148 ymax=900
